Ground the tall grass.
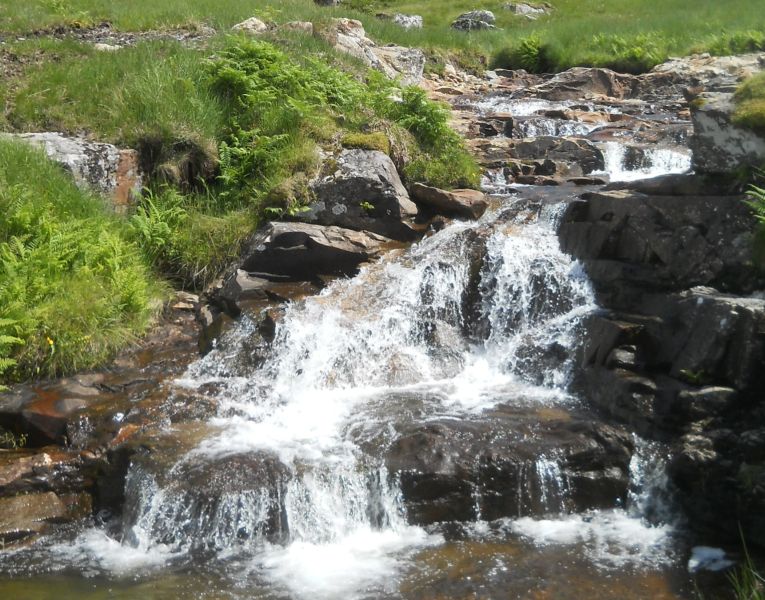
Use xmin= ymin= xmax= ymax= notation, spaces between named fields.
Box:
xmin=0 ymin=139 xmax=164 ymax=381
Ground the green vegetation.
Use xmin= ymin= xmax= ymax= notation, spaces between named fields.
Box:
xmin=0 ymin=0 xmax=763 ymax=74
xmin=341 ymin=132 xmax=391 ymax=154
xmin=746 ymin=176 xmax=765 ymax=267
xmin=734 ymin=73 xmax=765 ymax=137
xmin=0 ymin=139 xmax=164 ymax=381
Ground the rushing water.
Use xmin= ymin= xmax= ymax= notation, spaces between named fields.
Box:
xmin=0 ymin=191 xmax=691 ymax=599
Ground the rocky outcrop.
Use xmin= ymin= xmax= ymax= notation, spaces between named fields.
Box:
xmin=411 ymin=183 xmax=489 ymax=219
xmin=559 ymin=189 xmax=761 ymax=308
xmin=451 ymin=10 xmax=497 ymax=31
xmin=386 ymin=413 xmax=633 ymax=525
xmin=690 ymin=92 xmax=765 ymax=174
xmin=6 ymin=133 xmax=142 ymax=212
xmin=534 ymin=68 xmax=637 ymax=101
xmin=307 ymin=149 xmax=419 ymax=240
xmin=316 ymin=19 xmax=425 ymax=85
xmin=560 ymin=180 xmax=765 ymax=548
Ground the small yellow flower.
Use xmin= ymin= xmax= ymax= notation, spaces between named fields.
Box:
xmin=46 ymin=337 xmax=54 ymax=347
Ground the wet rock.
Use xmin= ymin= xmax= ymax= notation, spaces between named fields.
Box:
xmin=0 ymin=492 xmax=66 ymax=546
xmin=316 ymin=19 xmax=425 ymax=85
xmin=307 ymin=149 xmax=419 ymax=240
xmin=392 ymin=14 xmax=423 ymax=29
xmin=386 ymin=412 xmax=633 ymax=525
xmin=643 ymin=52 xmax=765 ymax=96
xmin=0 ymin=449 xmax=86 ymax=497
xmin=411 ymin=183 xmax=489 ymax=219
xmin=239 ymin=221 xmax=391 ymax=281
xmin=5 ymin=133 xmax=142 ymax=212
xmin=603 ymin=173 xmax=742 ymax=197
xmin=559 ymin=190 xmax=762 ymax=306
xmin=123 ymin=450 xmax=292 ymax=549
xmin=509 ymin=136 xmax=605 ymax=174
xmin=231 ymin=17 xmax=269 ymax=34
xmin=452 ymin=10 xmax=497 ymax=31
xmin=690 ymin=92 xmax=765 ymax=174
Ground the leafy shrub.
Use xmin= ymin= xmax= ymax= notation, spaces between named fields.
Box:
xmin=707 ymin=30 xmax=765 ymax=56
xmin=0 ymin=139 xmax=163 ymax=381
xmin=490 ymin=35 xmax=555 ymax=73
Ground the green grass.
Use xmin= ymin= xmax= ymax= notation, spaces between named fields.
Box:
xmin=0 ymin=139 xmax=165 ymax=382
xmin=734 ymin=73 xmax=765 ymax=137
xmin=0 ymin=0 xmax=763 ymax=73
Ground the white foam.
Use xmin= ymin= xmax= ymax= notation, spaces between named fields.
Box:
xmin=597 ymin=141 xmax=691 ymax=181
xmin=259 ymin=527 xmax=438 ymax=600
xmin=688 ymin=546 xmax=736 ymax=573
xmin=508 ymin=510 xmax=675 ymax=568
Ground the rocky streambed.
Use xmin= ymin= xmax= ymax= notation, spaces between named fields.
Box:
xmin=1 ymin=51 xmax=765 ymax=599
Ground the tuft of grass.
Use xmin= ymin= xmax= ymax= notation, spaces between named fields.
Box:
xmin=734 ymin=73 xmax=765 ymax=137
xmin=341 ymin=131 xmax=391 ymax=154
xmin=0 ymin=139 xmax=165 ymax=382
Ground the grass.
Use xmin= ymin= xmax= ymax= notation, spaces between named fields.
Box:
xmin=0 ymin=139 xmax=165 ymax=382
xmin=0 ymin=0 xmax=763 ymax=73
xmin=734 ymin=73 xmax=765 ymax=137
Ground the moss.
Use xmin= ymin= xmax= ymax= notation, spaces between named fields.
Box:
xmin=733 ymin=73 xmax=765 ymax=137
xmin=340 ymin=131 xmax=391 ymax=154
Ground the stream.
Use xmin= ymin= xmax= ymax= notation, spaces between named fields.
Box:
xmin=0 ymin=73 xmax=717 ymax=599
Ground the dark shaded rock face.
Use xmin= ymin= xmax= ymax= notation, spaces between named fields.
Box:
xmin=559 ymin=189 xmax=762 ymax=309
xmin=386 ymin=409 xmax=633 ymax=525
xmin=560 ymin=183 xmax=765 ymax=548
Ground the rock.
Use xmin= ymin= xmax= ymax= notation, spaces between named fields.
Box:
xmin=5 ymin=133 xmax=142 ymax=212
xmin=603 ymin=173 xmax=742 ymax=197
xmin=280 ymin=20 xmax=313 ymax=35
xmin=231 ymin=17 xmax=269 ymax=34
xmin=314 ymin=0 xmax=341 ymax=5
xmin=0 ymin=449 xmax=85 ymax=497
xmin=392 ymin=14 xmax=423 ymax=29
xmin=451 ymin=10 xmax=497 ymax=31
xmin=316 ymin=19 xmax=425 ymax=85
xmin=508 ymin=136 xmax=605 ymax=174
xmin=122 ymin=450 xmax=291 ymax=548
xmin=690 ymin=92 xmax=765 ymax=174
xmin=239 ymin=221 xmax=391 ymax=281
xmin=0 ymin=492 xmax=67 ymax=546
xmin=644 ymin=52 xmax=765 ymax=95
xmin=533 ymin=67 xmax=637 ymax=101
xmin=93 ymin=43 xmax=120 ymax=51
xmin=386 ymin=412 xmax=633 ymax=525
xmin=411 ymin=183 xmax=489 ymax=219
xmin=559 ymin=190 xmax=762 ymax=306
xmin=503 ymin=2 xmax=550 ymax=19
xmin=307 ymin=149 xmax=419 ymax=240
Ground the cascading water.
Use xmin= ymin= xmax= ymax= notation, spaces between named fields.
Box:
xmin=596 ymin=140 xmax=692 ymax=181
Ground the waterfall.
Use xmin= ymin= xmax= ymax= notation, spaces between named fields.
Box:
xmin=596 ymin=140 xmax=692 ymax=181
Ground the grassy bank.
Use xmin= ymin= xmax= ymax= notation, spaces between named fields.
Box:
xmin=0 ymin=139 xmax=165 ymax=381
xmin=0 ymin=0 xmax=763 ymax=73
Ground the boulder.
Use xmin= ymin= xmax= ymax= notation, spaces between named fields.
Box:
xmin=386 ymin=412 xmax=633 ymax=525
xmin=643 ymin=52 xmax=765 ymax=96
xmin=509 ymin=136 xmax=605 ymax=174
xmin=239 ymin=221 xmax=391 ymax=281
xmin=231 ymin=17 xmax=269 ymax=34
xmin=690 ymin=92 xmax=765 ymax=174
xmin=316 ymin=18 xmax=425 ymax=85
xmin=392 ymin=14 xmax=423 ymax=29
xmin=6 ymin=133 xmax=142 ymax=213
xmin=451 ymin=10 xmax=497 ymax=31
xmin=503 ymin=2 xmax=550 ymax=19
xmin=0 ymin=449 xmax=86 ymax=497
xmin=411 ymin=183 xmax=489 ymax=219
xmin=533 ymin=67 xmax=637 ymax=101
xmin=308 ymin=149 xmax=419 ymax=240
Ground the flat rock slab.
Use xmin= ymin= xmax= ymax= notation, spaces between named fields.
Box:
xmin=0 ymin=492 xmax=65 ymax=545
